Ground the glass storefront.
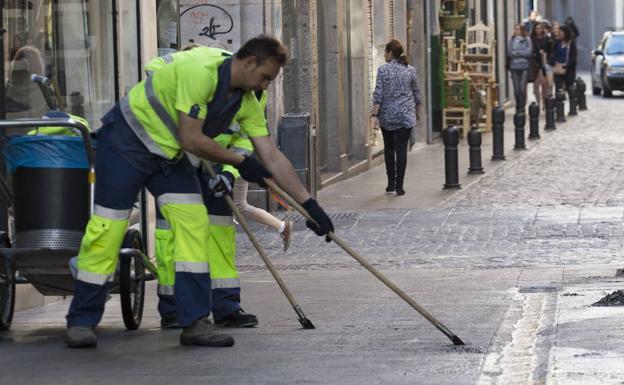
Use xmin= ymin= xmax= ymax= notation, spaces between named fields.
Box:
xmin=2 ymin=0 xmax=138 ymax=128
xmin=156 ymin=0 xmax=179 ymax=56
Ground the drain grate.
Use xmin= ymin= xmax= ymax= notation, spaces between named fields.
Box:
xmin=280 ymin=212 xmax=359 ymax=222
xmin=239 ymin=262 xmax=360 ymax=272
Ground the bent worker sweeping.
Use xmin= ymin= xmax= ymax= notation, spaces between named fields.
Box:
xmin=65 ymin=36 xmax=334 ymax=348
xmin=155 ymin=120 xmax=263 ymax=329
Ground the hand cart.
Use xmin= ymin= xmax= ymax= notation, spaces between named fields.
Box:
xmin=0 ymin=116 xmax=157 ymax=331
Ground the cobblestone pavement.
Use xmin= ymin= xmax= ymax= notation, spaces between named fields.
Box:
xmin=236 ymin=92 xmax=624 ymax=271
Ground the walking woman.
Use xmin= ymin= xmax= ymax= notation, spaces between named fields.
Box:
xmin=372 ymin=39 xmax=422 ymax=196
xmin=507 ymin=23 xmax=533 ymax=112
xmin=530 ymin=22 xmax=554 ymax=106
xmin=551 ymin=24 xmax=577 ymax=95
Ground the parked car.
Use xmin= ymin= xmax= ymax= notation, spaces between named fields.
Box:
xmin=591 ymin=31 xmax=624 ymax=97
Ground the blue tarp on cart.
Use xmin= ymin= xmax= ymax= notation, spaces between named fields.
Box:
xmin=4 ymin=136 xmax=89 ymax=174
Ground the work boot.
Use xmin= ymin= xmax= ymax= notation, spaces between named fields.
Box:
xmin=215 ymin=309 xmax=259 ymax=328
xmin=385 ymin=180 xmax=396 ymax=193
xmin=280 ymin=220 xmax=293 ymax=252
xmin=65 ymin=326 xmax=97 ymax=348
xmin=180 ymin=318 xmax=235 ymax=347
xmin=160 ymin=314 xmax=181 ymax=329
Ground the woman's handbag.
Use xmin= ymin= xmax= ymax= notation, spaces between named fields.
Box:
xmin=553 ymin=62 xmax=566 ymax=75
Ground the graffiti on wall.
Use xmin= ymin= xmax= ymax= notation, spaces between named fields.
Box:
xmin=180 ymin=4 xmax=234 ymax=41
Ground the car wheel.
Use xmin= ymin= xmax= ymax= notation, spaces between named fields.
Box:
xmin=602 ymin=74 xmax=613 ymax=97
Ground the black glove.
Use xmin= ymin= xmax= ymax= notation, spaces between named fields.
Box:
xmin=235 ymin=155 xmax=272 ymax=187
xmin=207 ymin=171 xmax=235 ymax=198
xmin=302 ymin=198 xmax=334 ymax=242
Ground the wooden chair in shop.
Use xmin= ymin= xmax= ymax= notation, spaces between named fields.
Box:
xmin=441 ymin=36 xmax=470 ymax=137
xmin=463 ymin=21 xmax=497 ymax=132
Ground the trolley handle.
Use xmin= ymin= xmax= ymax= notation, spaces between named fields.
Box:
xmin=31 ymin=75 xmax=58 ymax=110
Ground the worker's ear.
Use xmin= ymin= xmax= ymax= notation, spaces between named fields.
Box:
xmin=241 ymin=55 xmax=258 ymax=71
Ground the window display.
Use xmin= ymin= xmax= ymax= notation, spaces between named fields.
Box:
xmin=3 ymin=0 xmax=117 ymax=127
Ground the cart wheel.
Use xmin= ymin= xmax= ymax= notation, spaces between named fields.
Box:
xmin=119 ymin=229 xmax=145 ymax=330
xmin=0 ymin=237 xmax=15 ymax=330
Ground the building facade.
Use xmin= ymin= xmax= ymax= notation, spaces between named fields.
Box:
xmin=3 ymin=1 xmax=591 ymax=195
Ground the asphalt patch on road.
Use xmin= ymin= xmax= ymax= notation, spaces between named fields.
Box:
xmin=592 ymin=290 xmax=624 ymax=306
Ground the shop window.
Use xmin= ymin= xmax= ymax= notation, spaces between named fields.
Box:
xmin=118 ymin=0 xmax=140 ymax=95
xmin=3 ymin=0 xmax=116 ymax=127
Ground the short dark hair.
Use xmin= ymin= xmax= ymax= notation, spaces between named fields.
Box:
xmin=235 ymin=35 xmax=288 ymax=66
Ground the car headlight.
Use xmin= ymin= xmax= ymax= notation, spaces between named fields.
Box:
xmin=607 ymin=66 xmax=624 ymax=74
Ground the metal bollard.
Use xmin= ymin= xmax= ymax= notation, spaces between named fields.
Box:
xmin=467 ymin=124 xmax=484 ymax=174
xmin=556 ymin=88 xmax=566 ymax=123
xmin=576 ymin=77 xmax=588 ymax=111
xmin=491 ymin=107 xmax=506 ymax=161
xmin=528 ymin=102 xmax=541 ymax=139
xmin=568 ymin=82 xmax=578 ymax=116
xmin=514 ymin=110 xmax=527 ymax=150
xmin=545 ymin=96 xmax=556 ymax=130
xmin=442 ymin=124 xmax=461 ymax=189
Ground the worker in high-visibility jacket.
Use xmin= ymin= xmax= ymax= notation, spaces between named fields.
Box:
xmin=156 ymin=127 xmax=260 ymax=329
xmin=146 ymin=47 xmax=262 ymax=329
xmin=65 ymin=36 xmax=335 ymax=349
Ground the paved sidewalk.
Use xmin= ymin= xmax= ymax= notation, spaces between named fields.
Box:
xmin=317 ymin=107 xmax=530 ymax=212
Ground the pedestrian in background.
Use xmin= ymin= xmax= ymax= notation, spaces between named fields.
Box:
xmin=371 ymin=39 xmax=422 ymax=196
xmin=564 ymin=16 xmax=580 ymax=39
xmin=551 ymin=24 xmax=577 ymax=95
xmin=530 ymin=21 xmax=554 ymax=106
xmin=507 ymin=23 xmax=533 ymax=112
xmin=523 ymin=9 xmax=542 ymax=36
xmin=6 ymin=44 xmax=47 ymax=119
